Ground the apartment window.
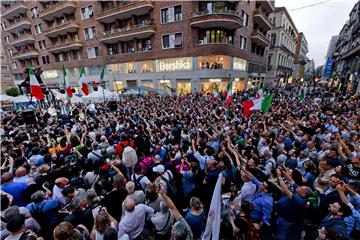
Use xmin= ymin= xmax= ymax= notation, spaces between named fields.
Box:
xmin=84 ymin=26 xmax=96 ymax=40
xmin=242 ymin=11 xmax=249 ymax=27
xmin=4 ymin=35 xmax=10 ymax=44
xmin=1 ymin=22 xmax=6 ymax=31
xmin=0 ymin=56 xmax=4 ymax=61
xmin=8 ymin=49 xmax=14 ymax=57
xmin=161 ymin=5 xmax=182 ymax=24
xmin=87 ymin=47 xmax=99 ymax=58
xmin=86 ymin=65 xmax=103 ymax=75
xmin=34 ymin=24 xmax=42 ymax=34
xmin=107 ymin=44 xmax=119 ymax=55
xmin=81 ymin=5 xmax=93 ymax=20
xmin=42 ymin=55 xmax=50 ymax=64
xmin=38 ymin=40 xmax=46 ymax=49
xmin=1 ymin=66 xmax=8 ymax=71
xmin=42 ymin=70 xmax=58 ymax=78
xmin=12 ymin=62 xmax=18 ymax=69
xmin=270 ymin=33 xmax=276 ymax=46
xmin=31 ymin=7 xmax=38 ymax=18
xmin=240 ymin=35 xmax=247 ymax=50
xmin=162 ymin=33 xmax=183 ymax=49
xmin=198 ymin=29 xmax=233 ymax=44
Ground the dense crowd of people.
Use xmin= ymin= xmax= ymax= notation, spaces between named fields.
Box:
xmin=0 ymin=84 xmax=359 ymax=240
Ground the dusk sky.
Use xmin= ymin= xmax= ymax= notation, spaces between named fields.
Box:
xmin=274 ymin=0 xmax=358 ymax=67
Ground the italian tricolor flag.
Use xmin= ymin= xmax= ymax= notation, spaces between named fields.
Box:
xmin=29 ymin=67 xmax=45 ymax=100
xmin=242 ymin=94 xmax=274 ymax=117
xmin=256 ymin=88 xmax=264 ymax=99
xmin=63 ymin=67 xmax=72 ymax=98
xmin=79 ymin=67 xmax=88 ymax=95
xmin=212 ymin=84 xmax=219 ymax=102
xmin=225 ymin=82 xmax=233 ymax=107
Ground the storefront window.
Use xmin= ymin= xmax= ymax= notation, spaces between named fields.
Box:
xmin=42 ymin=70 xmax=58 ymax=79
xmin=177 ymin=80 xmax=191 ymax=94
xmin=233 ymin=78 xmax=245 ymax=92
xmin=233 ymin=58 xmax=247 ymax=71
xmin=127 ymin=80 xmax=137 ymax=88
xmin=156 ymin=57 xmax=192 ymax=72
xmin=140 ymin=61 xmax=153 ymax=73
xmin=200 ymin=79 xmax=228 ymax=93
xmin=198 ymin=29 xmax=233 ymax=45
xmin=198 ymin=55 xmax=231 ymax=70
xmin=114 ymin=81 xmax=123 ymax=93
xmin=124 ymin=62 xmax=136 ymax=74
xmin=141 ymin=80 xmax=153 ymax=88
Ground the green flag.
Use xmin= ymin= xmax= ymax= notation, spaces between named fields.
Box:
xmin=99 ymin=66 xmax=105 ymax=81
xmin=299 ymin=93 xmax=305 ymax=101
xmin=261 ymin=94 xmax=273 ymax=113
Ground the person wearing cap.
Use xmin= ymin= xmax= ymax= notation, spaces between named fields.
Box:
xmin=153 ymin=165 xmax=175 ymax=196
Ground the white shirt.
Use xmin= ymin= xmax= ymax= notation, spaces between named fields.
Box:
xmin=240 ymin=181 xmax=257 ymax=202
xmin=52 ymin=185 xmax=67 ymax=207
xmin=118 ymin=204 xmax=154 ymax=239
xmin=131 ymin=174 xmax=150 ymax=191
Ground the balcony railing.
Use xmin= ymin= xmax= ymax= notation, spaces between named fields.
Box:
xmin=103 ymin=21 xmax=154 ymax=35
xmin=2 ymin=1 xmax=27 ymax=19
xmin=11 ymin=34 xmax=35 ymax=46
xmin=253 ymin=9 xmax=272 ymax=30
xmin=39 ymin=1 xmax=77 ymax=20
xmin=44 ymin=21 xmax=79 ymax=37
xmin=48 ymin=40 xmax=83 ymax=53
xmin=5 ymin=18 xmax=31 ymax=32
xmin=192 ymin=9 xmax=239 ymax=17
xmin=12 ymin=50 xmax=39 ymax=59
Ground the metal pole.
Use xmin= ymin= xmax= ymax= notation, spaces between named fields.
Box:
xmin=102 ymin=81 xmax=105 ymax=103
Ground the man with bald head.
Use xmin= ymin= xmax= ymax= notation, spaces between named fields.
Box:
xmin=118 ymin=196 xmax=154 ymax=239
xmin=0 ymin=172 xmax=28 ymax=206
xmin=13 ymin=167 xmax=30 ymax=184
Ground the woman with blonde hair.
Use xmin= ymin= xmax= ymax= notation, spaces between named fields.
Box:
xmin=90 ymin=208 xmax=118 ymax=240
xmin=53 ymin=222 xmax=89 ymax=240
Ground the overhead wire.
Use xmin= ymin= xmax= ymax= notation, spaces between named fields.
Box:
xmin=288 ymin=0 xmax=332 ymax=11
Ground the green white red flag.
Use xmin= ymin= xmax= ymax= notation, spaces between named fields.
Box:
xmin=63 ymin=67 xmax=72 ymax=98
xmin=225 ymin=82 xmax=233 ymax=107
xmin=79 ymin=67 xmax=88 ymax=95
xmin=212 ymin=84 xmax=219 ymax=102
xmin=29 ymin=67 xmax=45 ymax=100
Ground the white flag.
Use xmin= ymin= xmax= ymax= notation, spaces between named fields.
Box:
xmin=202 ymin=173 xmax=222 ymax=240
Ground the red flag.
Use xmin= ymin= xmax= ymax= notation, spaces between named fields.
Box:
xmin=242 ymin=100 xmax=254 ymax=117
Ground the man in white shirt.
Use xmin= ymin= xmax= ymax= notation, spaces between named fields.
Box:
xmin=239 ymin=172 xmax=257 ymax=202
xmin=151 ymin=201 xmax=174 ymax=238
xmin=52 ymin=177 xmax=68 ymax=208
xmin=118 ymin=197 xmax=154 ymax=240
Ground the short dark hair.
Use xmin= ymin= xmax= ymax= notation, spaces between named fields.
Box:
xmin=61 ymin=185 xmax=75 ymax=196
xmin=134 ymin=165 xmax=142 ymax=174
xmin=6 ymin=214 xmax=25 ymax=233
xmin=338 ymin=202 xmax=352 ymax=218
xmin=1 ymin=195 xmax=10 ymax=211
xmin=103 ymin=227 xmax=118 ymax=240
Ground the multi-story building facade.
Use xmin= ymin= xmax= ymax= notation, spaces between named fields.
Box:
xmin=320 ymin=35 xmax=338 ymax=82
xmin=1 ymin=0 xmax=274 ymax=94
xmin=332 ymin=0 xmax=360 ymax=93
xmin=304 ymin=57 xmax=315 ymax=81
xmin=0 ymin=38 xmax=14 ymax=93
xmin=293 ymin=32 xmax=308 ymax=81
xmin=266 ymin=7 xmax=298 ymax=84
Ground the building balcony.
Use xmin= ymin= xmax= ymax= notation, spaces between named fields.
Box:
xmin=280 ymin=44 xmax=294 ymax=56
xmin=190 ymin=9 xmax=242 ymax=30
xmin=10 ymin=34 xmax=35 ymax=47
xmin=256 ymin=0 xmax=275 ymax=15
xmin=99 ymin=22 xmax=155 ymax=44
xmin=5 ymin=19 xmax=31 ymax=33
xmin=96 ymin=1 xmax=154 ymax=23
xmin=1 ymin=2 xmax=27 ymax=20
xmin=44 ymin=22 xmax=80 ymax=38
xmin=342 ymin=44 xmax=360 ymax=59
xmin=253 ymin=10 xmax=272 ymax=31
xmin=39 ymin=1 xmax=77 ymax=21
xmin=12 ymin=50 xmax=39 ymax=60
xmin=48 ymin=40 xmax=83 ymax=53
xmin=251 ymin=31 xmax=270 ymax=47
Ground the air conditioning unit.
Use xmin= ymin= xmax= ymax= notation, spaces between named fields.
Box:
xmin=130 ymin=48 xmax=135 ymax=52
xmin=199 ymin=40 xmax=204 ymax=44
xmin=146 ymin=40 xmax=151 ymax=44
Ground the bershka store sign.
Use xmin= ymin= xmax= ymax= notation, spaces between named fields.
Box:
xmin=156 ymin=57 xmax=192 ymax=72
